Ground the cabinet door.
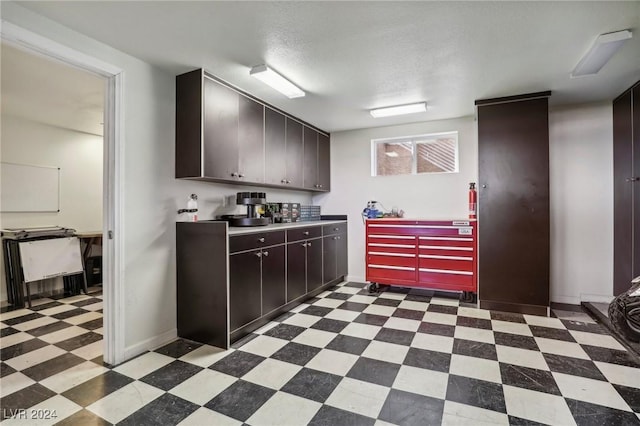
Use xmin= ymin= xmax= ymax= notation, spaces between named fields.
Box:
xmin=613 ymin=90 xmax=634 ymax=295
xmin=633 ymin=84 xmax=640 ymax=280
xmin=238 ymin=96 xmax=264 ymax=183
xmin=336 ymin=233 xmax=348 ymax=278
xmin=287 ymin=241 xmax=307 ymax=302
xmin=265 ymin=108 xmax=287 ymax=185
xmin=262 ymin=245 xmax=286 ymax=315
xmin=306 ymin=239 xmax=323 ymax=292
xmin=203 ymin=78 xmax=238 ymax=179
xmin=229 ymin=250 xmax=262 ymax=331
xmin=478 ymin=97 xmax=549 ymax=309
xmin=323 ymin=235 xmax=337 ymax=284
xmin=303 ymin=126 xmax=319 ymax=190
xmin=318 ymin=133 xmax=331 ymax=191
xmin=286 ymin=118 xmax=303 ymax=187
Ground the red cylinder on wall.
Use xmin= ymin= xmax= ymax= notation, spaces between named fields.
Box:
xmin=469 ymin=183 xmax=477 ymax=219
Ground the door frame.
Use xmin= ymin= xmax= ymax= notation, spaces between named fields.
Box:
xmin=1 ymin=21 xmax=126 ymax=365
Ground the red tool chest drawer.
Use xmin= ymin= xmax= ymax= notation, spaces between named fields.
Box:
xmin=366 ymin=219 xmax=477 ymax=296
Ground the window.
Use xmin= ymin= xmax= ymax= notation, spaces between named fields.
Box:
xmin=372 ymin=131 xmax=459 ymax=176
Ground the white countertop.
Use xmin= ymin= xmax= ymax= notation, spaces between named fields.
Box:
xmin=227 ymin=220 xmax=346 ymax=235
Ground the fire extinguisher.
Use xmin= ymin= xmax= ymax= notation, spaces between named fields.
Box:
xmin=469 ymin=183 xmax=477 ymax=219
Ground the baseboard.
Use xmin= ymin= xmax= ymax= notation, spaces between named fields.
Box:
xmin=479 ymin=300 xmax=548 ymax=316
xmin=346 ymin=275 xmax=366 ymax=284
xmin=580 ymin=293 xmax=614 ymax=304
xmin=123 ymin=328 xmax=177 ymax=362
xmin=550 ymin=295 xmax=581 ymax=305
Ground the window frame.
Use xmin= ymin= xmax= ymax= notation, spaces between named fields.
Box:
xmin=371 ymin=131 xmax=459 ymax=177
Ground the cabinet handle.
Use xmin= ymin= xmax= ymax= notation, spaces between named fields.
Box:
xmin=333 ymin=236 xmax=338 ymax=240
xmin=301 ymin=243 xmax=307 ymax=247
xmin=239 ymin=173 xmax=245 ymax=178
xmin=286 ymin=180 xmax=291 ymax=184
xmin=231 ymin=172 xmax=238 ymax=177
xmin=281 ymin=179 xmax=287 ymax=184
xmin=334 ymin=227 xmax=339 ymax=231
xmin=303 ymin=231 xmax=309 ymax=235
xmin=307 ymin=241 xmax=312 ymax=247
xmin=263 ymin=251 xmax=269 ymax=257
xmin=319 ymin=184 xmax=323 ymax=188
xmin=255 ymin=252 xmax=262 ymax=258
xmin=627 ymin=177 xmax=639 ymax=182
xmin=258 ymin=237 xmax=265 ymax=243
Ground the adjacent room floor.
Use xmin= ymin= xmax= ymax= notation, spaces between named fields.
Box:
xmin=1 ymin=282 xmax=639 ymax=425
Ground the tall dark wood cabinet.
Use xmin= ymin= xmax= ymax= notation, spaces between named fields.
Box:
xmin=613 ymin=81 xmax=640 ymax=295
xmin=476 ymin=92 xmax=551 ymax=316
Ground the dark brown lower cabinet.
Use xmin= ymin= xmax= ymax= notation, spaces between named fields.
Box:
xmin=306 ymin=239 xmax=323 ymax=292
xmin=229 ymin=250 xmax=262 ymax=331
xmin=287 ymin=242 xmax=307 ymax=302
xmin=323 ymin=232 xmax=348 ymax=284
xmin=476 ymin=92 xmax=551 ymax=316
xmin=262 ymin=245 xmax=286 ymax=314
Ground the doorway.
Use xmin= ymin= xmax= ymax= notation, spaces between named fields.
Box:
xmin=1 ymin=22 xmax=124 ymax=365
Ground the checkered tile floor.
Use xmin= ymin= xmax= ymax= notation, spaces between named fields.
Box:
xmin=2 ymin=283 xmax=640 ymax=425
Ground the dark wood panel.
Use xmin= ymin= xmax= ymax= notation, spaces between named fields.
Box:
xmin=286 ymin=118 xmax=304 ymax=187
xmin=203 ymin=78 xmax=238 ymax=179
xmin=323 ymin=223 xmax=346 ymax=236
xmin=318 ymin=133 xmax=331 ymax=191
xmin=478 ymin=97 xmax=550 ymax=309
xmin=303 ymin=126 xmax=318 ymax=189
xmin=613 ymin=90 xmax=634 ymax=295
xmin=474 ymin=91 xmax=552 ymax=106
xmin=336 ymin=233 xmax=348 ymax=278
xmin=262 ymin=245 xmax=286 ymax=315
xmin=633 ymin=84 xmax=640 ymax=281
xmin=287 ymin=226 xmax=322 ymax=242
xmin=265 ymin=108 xmax=287 ymax=185
xmin=229 ymin=230 xmax=285 ymax=253
xmin=479 ymin=300 xmax=548 ymax=316
xmin=238 ymin=96 xmax=264 ymax=183
xmin=229 ymin=250 xmax=262 ymax=331
xmin=306 ymin=239 xmax=323 ymax=292
xmin=287 ymin=242 xmax=307 ymax=302
xmin=176 ymin=222 xmax=228 ymax=349
xmin=323 ymin=236 xmax=337 ymax=284
xmin=175 ymin=70 xmax=202 ymax=178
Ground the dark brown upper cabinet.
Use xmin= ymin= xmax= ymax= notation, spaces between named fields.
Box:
xmin=303 ymin=127 xmax=331 ymax=191
xmin=176 ymin=68 xmax=330 ymax=192
xmin=264 ymin=108 xmax=304 ymax=188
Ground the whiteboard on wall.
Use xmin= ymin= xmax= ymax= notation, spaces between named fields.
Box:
xmin=18 ymin=237 xmax=83 ymax=283
xmin=1 ymin=162 xmax=60 ymax=212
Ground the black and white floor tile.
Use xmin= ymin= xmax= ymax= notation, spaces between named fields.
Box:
xmin=1 ymin=283 xmax=640 ymax=425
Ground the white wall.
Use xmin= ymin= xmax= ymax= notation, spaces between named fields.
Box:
xmin=0 ymin=115 xmax=103 ymax=302
xmin=0 ymin=2 xmax=312 ymax=359
xmin=549 ymin=103 xmax=613 ymax=304
xmin=313 ymin=116 xmax=478 ymax=282
xmin=316 ymin=104 xmax=615 ymax=306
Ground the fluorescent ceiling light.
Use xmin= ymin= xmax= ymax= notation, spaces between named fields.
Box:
xmin=571 ymin=30 xmax=632 ymax=77
xmin=385 ymin=151 xmax=399 ymax=157
xmin=250 ymin=64 xmax=305 ymax=98
xmin=370 ymin=102 xmax=427 ymax=118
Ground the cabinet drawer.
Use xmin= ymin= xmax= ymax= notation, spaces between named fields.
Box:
xmin=418 ymin=269 xmax=474 ymax=290
xmin=287 ymin=226 xmax=321 ymax=242
xmin=367 ymin=253 xmax=416 ymax=268
xmin=417 ymin=236 xmax=474 ymax=249
xmin=230 ymin=231 xmax=285 ymax=253
xmin=368 ymin=234 xmax=416 ymax=246
xmin=418 ymin=256 xmax=474 ymax=272
xmin=367 ymin=265 xmax=416 ymax=283
xmin=367 ymin=242 xmax=416 ymax=255
xmin=323 ymin=223 xmax=347 ymax=236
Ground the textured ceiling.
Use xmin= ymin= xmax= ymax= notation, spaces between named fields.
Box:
xmin=13 ymin=1 xmax=640 ymax=132
xmin=1 ymin=42 xmax=105 ymax=136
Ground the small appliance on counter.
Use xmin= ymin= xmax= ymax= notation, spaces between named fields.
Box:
xmin=220 ymin=192 xmax=270 ymax=227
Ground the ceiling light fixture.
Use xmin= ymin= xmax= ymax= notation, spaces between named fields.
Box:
xmin=250 ymin=64 xmax=305 ymax=98
xmin=370 ymin=102 xmax=427 ymax=118
xmin=571 ymin=30 xmax=632 ymax=77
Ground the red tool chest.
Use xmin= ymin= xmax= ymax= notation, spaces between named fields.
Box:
xmin=365 ymin=219 xmax=477 ymax=299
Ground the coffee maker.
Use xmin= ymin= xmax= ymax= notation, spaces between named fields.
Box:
xmin=221 ymin=192 xmax=270 ymax=227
